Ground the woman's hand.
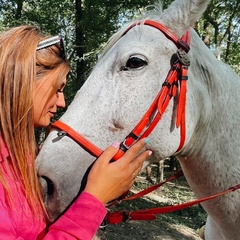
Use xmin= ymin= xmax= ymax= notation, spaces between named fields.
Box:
xmin=84 ymin=138 xmax=152 ymax=204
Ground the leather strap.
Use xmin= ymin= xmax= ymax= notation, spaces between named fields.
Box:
xmin=106 ymin=183 xmax=240 ymax=224
xmin=52 ymin=121 xmax=103 ymax=158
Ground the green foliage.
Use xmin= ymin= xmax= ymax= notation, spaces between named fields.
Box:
xmin=199 ymin=0 xmax=240 ymax=73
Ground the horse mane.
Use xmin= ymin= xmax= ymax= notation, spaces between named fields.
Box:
xmin=100 ymin=1 xmax=164 ymax=57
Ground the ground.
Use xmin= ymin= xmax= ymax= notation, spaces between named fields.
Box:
xmin=93 ymin=166 xmax=207 ymax=240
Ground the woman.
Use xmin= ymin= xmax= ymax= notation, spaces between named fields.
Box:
xmin=0 ymin=25 xmax=152 ymax=239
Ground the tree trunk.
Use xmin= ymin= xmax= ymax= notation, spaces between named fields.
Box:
xmin=75 ymin=0 xmax=85 ymax=91
xmin=224 ymin=4 xmax=239 ymax=63
xmin=15 ymin=0 xmax=24 ymax=19
xmin=202 ymin=21 xmax=211 ymax=48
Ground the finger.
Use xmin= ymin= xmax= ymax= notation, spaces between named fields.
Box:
xmin=130 ymin=150 xmax=152 ymax=170
xmin=122 ymin=138 xmax=149 ymax=163
xmin=127 ymin=150 xmax=151 ymax=179
xmin=135 ymin=163 xmax=144 ymax=176
xmin=130 ymin=163 xmax=143 ymax=181
xmin=96 ymin=142 xmax=120 ymax=165
xmin=129 ymin=179 xmax=135 ymax=189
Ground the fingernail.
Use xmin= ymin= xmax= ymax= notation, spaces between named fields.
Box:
xmin=145 ymin=138 xmax=150 ymax=144
xmin=112 ymin=142 xmax=120 ymax=148
xmin=148 ymin=150 xmax=153 ymax=156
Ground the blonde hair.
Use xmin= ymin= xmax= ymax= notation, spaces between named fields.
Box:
xmin=0 ymin=25 xmax=70 ymax=220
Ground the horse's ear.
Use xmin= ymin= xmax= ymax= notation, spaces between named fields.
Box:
xmin=159 ymin=0 xmax=210 ymax=37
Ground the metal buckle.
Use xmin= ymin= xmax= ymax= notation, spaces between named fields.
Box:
xmin=176 ymin=49 xmax=190 ymax=66
xmin=52 ymin=131 xmax=67 ymax=143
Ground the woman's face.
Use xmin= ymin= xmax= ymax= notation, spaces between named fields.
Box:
xmin=33 ymin=70 xmax=67 ymax=127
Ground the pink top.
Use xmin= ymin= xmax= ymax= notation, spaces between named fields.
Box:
xmin=0 ymin=139 xmax=107 ymax=239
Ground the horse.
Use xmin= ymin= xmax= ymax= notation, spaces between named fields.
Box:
xmin=36 ymin=0 xmax=240 ymax=239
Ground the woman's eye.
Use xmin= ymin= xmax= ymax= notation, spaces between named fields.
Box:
xmin=123 ymin=56 xmax=147 ymax=71
xmin=57 ymin=89 xmax=63 ymax=93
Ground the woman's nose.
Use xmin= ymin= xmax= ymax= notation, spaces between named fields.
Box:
xmin=56 ymin=92 xmax=66 ymax=108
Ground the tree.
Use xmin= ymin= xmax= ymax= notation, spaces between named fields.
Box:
xmin=74 ymin=0 xmax=154 ymax=89
xmin=199 ymin=0 xmax=240 ymax=72
xmin=0 ymin=0 xmax=239 ymax=93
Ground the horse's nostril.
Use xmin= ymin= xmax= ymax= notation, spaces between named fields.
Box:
xmin=41 ymin=176 xmax=54 ymax=196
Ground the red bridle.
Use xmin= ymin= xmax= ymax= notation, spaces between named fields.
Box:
xmin=50 ymin=20 xmax=240 ymax=225
xmin=52 ymin=19 xmax=191 ymax=159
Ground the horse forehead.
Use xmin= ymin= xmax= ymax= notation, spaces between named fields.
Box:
xmin=75 ymin=25 xmax=178 ymax=113
xmin=112 ymin=25 xmax=177 ymax=55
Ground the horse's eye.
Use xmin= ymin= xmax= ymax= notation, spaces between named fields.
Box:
xmin=124 ymin=56 xmax=147 ymax=70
